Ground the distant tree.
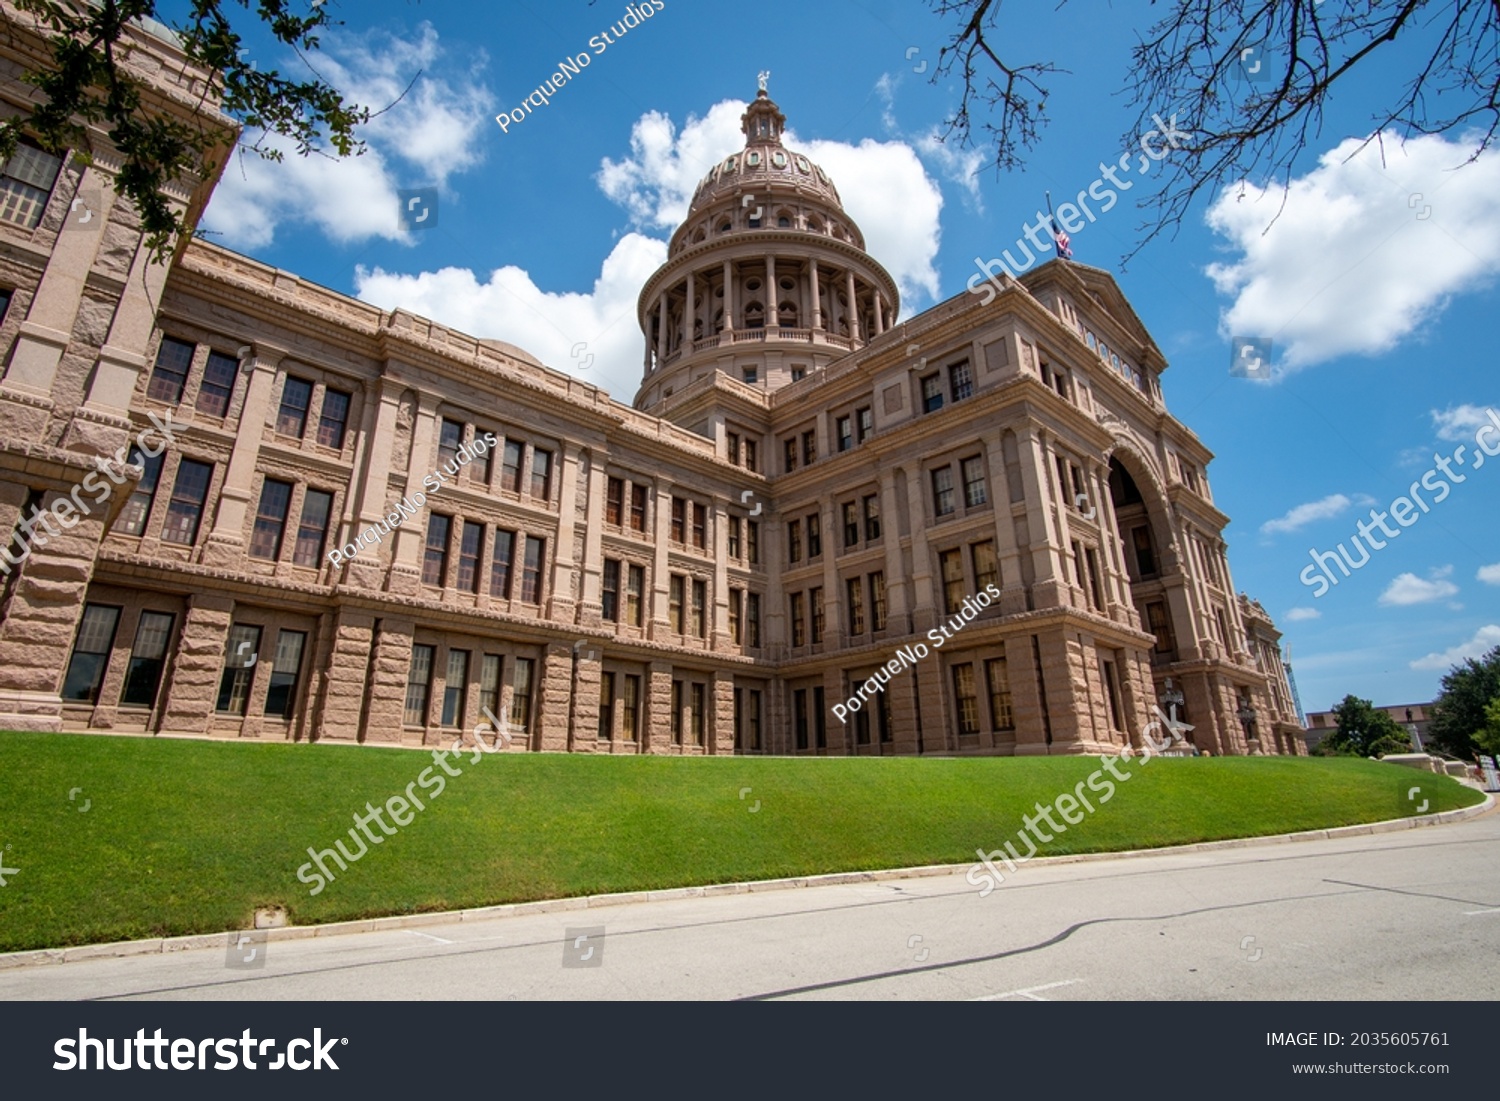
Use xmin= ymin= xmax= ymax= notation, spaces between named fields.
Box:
xmin=1319 ymin=694 xmax=1413 ymax=758
xmin=1473 ymin=696 xmax=1500 ymax=759
xmin=0 ymin=0 xmax=375 ymax=259
xmin=929 ymin=0 xmax=1500 ymax=261
xmin=1428 ymin=646 xmax=1500 ymax=757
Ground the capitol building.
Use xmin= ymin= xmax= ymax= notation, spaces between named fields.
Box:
xmin=0 ymin=9 xmax=1304 ymax=757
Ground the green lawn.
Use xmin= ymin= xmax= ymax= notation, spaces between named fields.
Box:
xmin=0 ymin=731 xmax=1483 ymax=953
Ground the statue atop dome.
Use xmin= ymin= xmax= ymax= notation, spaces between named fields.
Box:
xmin=757 ymin=69 xmax=770 ymax=93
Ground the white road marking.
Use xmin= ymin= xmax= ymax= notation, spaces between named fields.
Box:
xmin=1462 ymin=908 xmax=1500 ymax=916
xmin=403 ymin=929 xmax=454 ymax=945
xmin=971 ymin=979 xmax=1082 ymax=1002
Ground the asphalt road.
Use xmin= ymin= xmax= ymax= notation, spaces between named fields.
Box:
xmin=5 ymin=811 xmax=1498 ymax=1001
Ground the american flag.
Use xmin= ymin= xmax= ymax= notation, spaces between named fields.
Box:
xmin=1050 ymin=216 xmax=1073 ymax=259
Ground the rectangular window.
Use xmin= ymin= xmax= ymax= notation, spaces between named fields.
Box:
xmin=438 ymin=418 xmax=463 ymax=469
xmin=512 ymin=657 xmax=535 ymax=735
xmin=606 ymin=477 xmax=624 ymax=525
xmin=727 ymin=432 xmax=740 ymax=464
xmin=870 ymin=572 xmax=887 ymax=632
xmin=162 ymin=459 xmax=213 ymax=545
xmin=743 ymin=366 xmax=758 ymax=385
xmin=490 ymin=528 xmax=516 ymax=599
xmin=932 ymin=466 xmax=955 ymax=517
xmin=748 ymin=688 xmax=762 ymax=749
xmin=264 ymin=629 xmax=307 ymax=719
xmin=802 ymin=430 xmax=816 ymax=465
xmin=794 ymin=688 xmax=809 ymax=750
xmin=119 ymin=610 xmax=175 ymax=708
xmin=458 ymin=521 xmax=483 ymax=593
xmin=318 ymin=389 xmax=352 ymax=450
xmin=744 ymin=439 xmax=758 ymax=472
xmin=852 ymin=686 xmax=871 ymax=745
xmin=837 ymin=415 xmax=853 ymax=452
xmin=962 ymin=456 xmax=988 ymax=507
xmin=940 ymin=549 xmax=965 ymax=615
xmin=790 ymin=591 xmax=806 ymax=647
xmin=531 ymin=449 xmax=552 ymax=501
xmin=217 ymin=623 xmax=262 ymax=715
xmin=847 ymin=577 xmax=865 ymax=635
xmin=1146 ymin=600 xmax=1175 ymax=654
xmin=147 ymin=337 xmax=194 ymax=404
xmin=602 ymin=558 xmax=621 ymax=622
xmin=842 ymin=501 xmax=858 ymax=548
xmin=622 ymin=675 xmax=640 ymax=740
xmin=691 ymin=578 xmax=706 ymax=637
xmin=953 ymin=663 xmax=979 ymax=735
xmin=729 ymin=587 xmax=743 ymax=644
xmin=688 ymin=682 xmax=706 ymax=745
xmin=1100 ymin=655 xmax=1123 ymax=731
xmin=479 ymin=654 xmax=502 ymax=723
xmin=692 ymin=503 xmax=707 ymax=549
xmin=671 ymin=497 xmax=686 ymax=543
xmin=598 ymin=671 xmax=615 ymax=740
xmin=671 ymin=680 xmax=684 ymax=743
xmin=1131 ymin=525 xmax=1158 ymax=578
xmin=114 ymin=448 xmax=163 ymax=536
xmin=787 ymin=518 xmax=802 ymax=563
xmin=670 ymin=574 xmax=685 ymax=633
xmin=521 ymin=536 xmax=545 ymax=603
xmin=807 ymin=512 xmax=822 ymax=558
xmin=1085 ymin=546 xmax=1104 ymax=610
xmin=627 ymin=564 xmax=644 ymax=626
xmin=747 ymin=520 xmax=760 ymax=565
xmin=502 ymin=440 xmax=524 ymax=492
xmin=857 ymin=407 xmax=873 ymax=443
xmin=1214 ymin=606 xmax=1231 ymax=649
xmin=62 ymin=604 xmax=121 ymax=703
xmin=987 ymin=657 xmax=1015 ymax=730
xmin=442 ymin=649 xmax=469 ymax=727
xmin=921 ymin=373 xmax=943 ymax=414
xmin=949 ymin=360 xmax=974 ymax=402
xmin=783 ymin=438 xmax=797 ymax=473
xmin=276 ymin=376 xmax=313 ymax=438
xmin=810 ymin=586 xmax=825 ymax=644
xmin=728 ymin=516 xmax=742 ymax=558
xmin=747 ymin=592 xmax=761 ymax=646
xmin=972 ymin=540 xmax=999 ymax=593
xmin=405 ymin=642 xmax=435 ymax=729
xmin=863 ymin=494 xmax=881 ymax=541
xmin=0 ymin=141 xmax=63 ymax=229
xmin=196 ymin=351 xmax=238 ymax=418
xmin=814 ymin=686 xmax=826 ymax=748
xmin=630 ymin=483 xmax=648 ymax=532
xmin=250 ymin=478 xmax=292 ymax=560
xmin=293 ymin=488 xmax=333 ymax=567
xmin=423 ymin=514 xmax=451 ymax=587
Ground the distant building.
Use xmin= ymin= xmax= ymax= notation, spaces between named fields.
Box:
xmin=1303 ymin=703 xmax=1433 ymax=752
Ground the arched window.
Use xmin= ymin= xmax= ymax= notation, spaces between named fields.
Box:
xmin=718 ymin=221 xmax=731 ymax=234
xmin=713 ymin=309 xmax=724 ymax=333
xmin=778 ymin=216 xmax=791 ymax=228
xmin=778 ymin=301 xmax=799 ymax=328
xmin=744 ymin=301 xmax=765 ymax=329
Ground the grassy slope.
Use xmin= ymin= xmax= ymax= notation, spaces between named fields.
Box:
xmin=0 ymin=731 xmax=1482 ymax=952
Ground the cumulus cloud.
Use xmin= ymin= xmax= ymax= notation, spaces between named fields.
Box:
xmin=202 ymin=23 xmax=494 ymax=249
xmin=1284 ymin=607 xmax=1321 ymax=622
xmin=1431 ymin=403 xmax=1499 ymax=441
xmin=1260 ymin=493 xmax=1359 ymax=535
xmin=1379 ymin=569 xmax=1460 ymax=606
xmin=598 ymin=97 xmax=944 ymax=310
xmin=1206 ymin=131 xmax=1500 ymax=370
xmin=875 ymin=73 xmax=985 ymax=211
xmin=1410 ymin=625 xmax=1500 ymax=670
xmin=1478 ymin=563 xmax=1500 ymax=584
xmin=354 ymin=233 xmax=667 ymax=402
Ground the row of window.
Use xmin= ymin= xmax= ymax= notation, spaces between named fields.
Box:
xmin=422 ymin=515 xmax=546 ymax=602
xmin=939 ymin=542 xmax=999 ymax=614
xmin=0 ymin=141 xmax=63 ymax=230
xmin=934 ymin=456 xmax=988 ymax=518
xmin=725 ymin=431 xmax=759 ymax=472
xmin=922 ymin=360 xmax=975 ymax=414
xmin=951 ymin=657 xmax=1017 ymax=736
xmin=405 ymin=645 xmax=535 ymax=731
xmin=442 ymin=416 xmax=553 ymax=501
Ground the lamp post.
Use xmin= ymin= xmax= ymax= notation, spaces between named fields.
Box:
xmin=1157 ymin=678 xmax=1189 ymax=752
xmin=1237 ymin=699 xmax=1259 ymax=754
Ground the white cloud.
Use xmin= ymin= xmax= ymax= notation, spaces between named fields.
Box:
xmin=1410 ymin=625 xmax=1500 ymax=670
xmin=597 ymin=98 xmax=944 ymax=310
xmin=354 ymin=233 xmax=667 ymax=402
xmin=1260 ymin=493 xmax=1357 ymax=535
xmin=1284 ymin=607 xmax=1321 ymax=622
xmin=875 ymin=73 xmax=985 ymax=212
xmin=1206 ymin=131 xmax=1500 ymax=370
xmin=1478 ymin=563 xmax=1500 ymax=584
xmin=1379 ymin=570 xmax=1460 ymax=606
xmin=1431 ymin=403 xmax=1498 ymax=441
xmin=202 ymin=23 xmax=494 ymax=249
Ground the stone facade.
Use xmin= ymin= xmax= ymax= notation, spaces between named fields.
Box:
xmin=0 ymin=13 xmax=1304 ymax=756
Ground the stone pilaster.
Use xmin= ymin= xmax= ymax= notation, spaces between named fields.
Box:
xmin=643 ymin=660 xmax=673 ymax=753
xmin=711 ymin=669 xmax=735 ymax=755
xmin=201 ymin=345 xmax=285 ymax=567
xmin=314 ymin=608 xmax=376 ymax=743
xmin=536 ymin=640 xmax=573 ymax=752
xmin=365 ymin=617 xmax=415 ymax=743
xmin=158 ymin=592 xmax=236 ymax=736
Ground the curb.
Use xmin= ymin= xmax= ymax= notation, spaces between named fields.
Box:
xmin=1 ymin=793 xmax=1490 ymax=972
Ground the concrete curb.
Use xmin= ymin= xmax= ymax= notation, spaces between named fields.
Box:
xmin=2 ymin=793 xmax=1490 ymax=972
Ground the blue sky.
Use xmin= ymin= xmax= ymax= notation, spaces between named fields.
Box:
xmin=185 ymin=0 xmax=1500 ymax=715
